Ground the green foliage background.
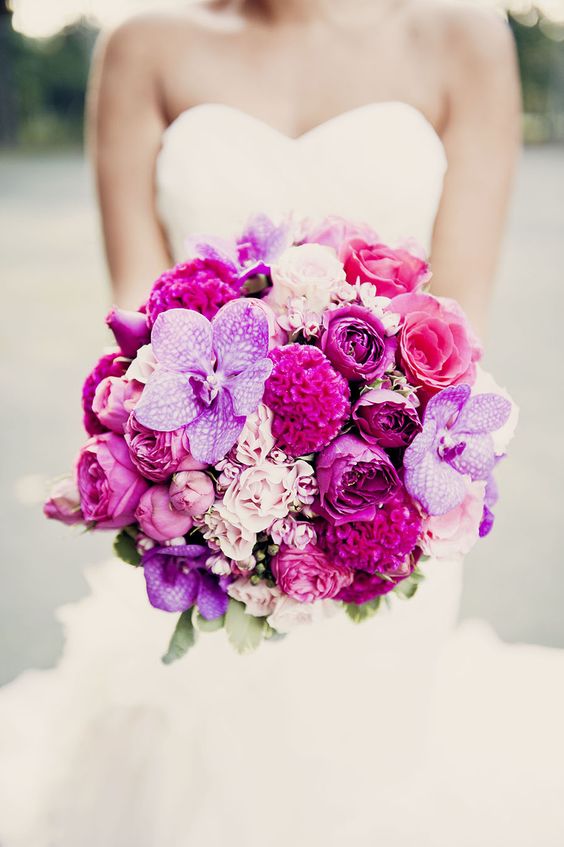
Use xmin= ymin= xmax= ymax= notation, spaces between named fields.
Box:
xmin=0 ymin=7 xmax=562 ymax=148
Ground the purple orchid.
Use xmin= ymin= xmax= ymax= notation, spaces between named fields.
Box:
xmin=143 ymin=544 xmax=229 ymax=618
xmin=134 ymin=299 xmax=273 ymax=465
xmin=184 ymin=213 xmax=291 ymax=283
xmin=404 ymin=384 xmax=511 ymax=516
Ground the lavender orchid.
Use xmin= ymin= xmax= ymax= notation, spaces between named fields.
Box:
xmin=404 ymin=384 xmax=511 ymax=516
xmin=143 ymin=544 xmax=229 ymax=618
xmin=134 ymin=299 xmax=273 ymax=465
xmin=185 ymin=213 xmax=292 ymax=283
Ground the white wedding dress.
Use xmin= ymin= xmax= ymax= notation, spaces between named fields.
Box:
xmin=1 ymin=102 xmax=563 ymax=847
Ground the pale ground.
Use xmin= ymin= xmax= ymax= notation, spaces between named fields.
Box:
xmin=0 ymin=147 xmax=563 ymax=684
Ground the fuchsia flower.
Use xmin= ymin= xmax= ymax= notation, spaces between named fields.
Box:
xmin=142 ymin=544 xmax=229 ymax=617
xmin=82 ymin=352 xmax=128 ymax=436
xmin=340 ymin=238 xmax=429 ymax=297
xmin=134 ymin=299 xmax=273 ymax=465
xmin=404 ymin=384 xmax=511 ymax=516
xmin=353 ymin=389 xmax=421 ymax=449
xmin=271 ymin=544 xmax=353 ymax=603
xmin=320 ymin=304 xmax=397 ymax=382
xmin=106 ymin=307 xmax=150 ymax=358
xmin=146 ymin=258 xmax=241 ymax=326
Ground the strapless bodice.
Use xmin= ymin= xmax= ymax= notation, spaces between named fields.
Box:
xmin=156 ymin=101 xmax=447 ymax=261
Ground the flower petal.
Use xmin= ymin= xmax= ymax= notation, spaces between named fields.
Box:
xmin=151 ymin=308 xmax=212 ymax=374
xmin=144 ymin=555 xmax=199 ymax=613
xmin=425 ymin=384 xmax=471 ymax=428
xmin=449 ymin=434 xmax=496 ymax=481
xmin=403 ymin=419 xmax=437 ymax=470
xmin=197 ymin=571 xmax=229 ymax=620
xmin=404 ymin=451 xmax=468 ymax=516
xmin=227 ymin=358 xmax=273 ymax=416
xmin=453 ymin=393 xmax=512 ymax=435
xmin=135 ymin=369 xmax=202 ymax=432
xmin=187 ymin=390 xmax=245 ymax=465
xmin=212 ymin=299 xmax=270 ymax=376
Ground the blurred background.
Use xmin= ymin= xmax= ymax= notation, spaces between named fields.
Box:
xmin=0 ymin=0 xmax=563 ymax=684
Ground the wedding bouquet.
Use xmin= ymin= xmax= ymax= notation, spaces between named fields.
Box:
xmin=45 ymin=214 xmax=516 ymax=659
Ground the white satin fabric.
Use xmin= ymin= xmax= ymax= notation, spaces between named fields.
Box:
xmin=0 ymin=103 xmax=562 ymax=847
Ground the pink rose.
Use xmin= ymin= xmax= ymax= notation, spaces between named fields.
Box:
xmin=76 ymin=433 xmax=149 ymax=529
xmin=227 ymin=578 xmax=281 ymax=617
xmin=124 ymin=415 xmax=192 ymax=482
xmin=135 ymin=485 xmax=193 ymax=542
xmin=92 ymin=377 xmax=142 ymax=434
xmin=340 ymin=238 xmax=429 ymax=298
xmin=44 ymin=477 xmax=83 ymax=525
xmin=169 ymin=470 xmax=215 ymax=516
xmin=421 ymin=482 xmax=485 ymax=559
xmin=271 ymin=544 xmax=353 ymax=603
xmin=301 ymin=215 xmax=379 ymax=252
xmin=391 ymin=293 xmax=482 ymax=394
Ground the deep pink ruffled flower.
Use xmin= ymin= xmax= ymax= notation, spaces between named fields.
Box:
xmin=316 ymin=486 xmax=422 ymax=598
xmin=263 ymin=345 xmax=351 ymax=457
xmin=146 ymin=258 xmax=242 ymax=326
xmin=271 ymin=543 xmax=353 ymax=603
xmin=81 ymin=352 xmax=128 ymax=436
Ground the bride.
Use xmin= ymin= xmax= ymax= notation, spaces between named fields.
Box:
xmin=1 ymin=1 xmax=563 ymax=845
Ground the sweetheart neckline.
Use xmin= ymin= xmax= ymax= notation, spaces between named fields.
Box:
xmin=159 ymin=100 xmax=446 ymax=157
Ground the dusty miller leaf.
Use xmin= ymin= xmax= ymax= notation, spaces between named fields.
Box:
xmin=345 ymin=597 xmax=381 ymax=623
xmin=225 ymin=599 xmax=266 ymax=654
xmin=113 ymin=529 xmax=141 ymax=566
xmin=162 ymin=611 xmax=197 ymax=665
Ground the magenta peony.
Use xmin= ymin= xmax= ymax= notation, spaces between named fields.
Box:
xmin=81 ymin=352 xmax=128 ymax=436
xmin=320 ymin=304 xmax=397 ymax=382
xmin=271 ymin=544 xmax=353 ymax=603
xmin=340 ymin=238 xmax=429 ymax=298
xmin=146 ymin=258 xmax=241 ymax=326
xmin=76 ymin=433 xmax=149 ymax=529
xmin=124 ymin=415 xmax=192 ymax=482
xmin=263 ymin=344 xmax=350 ymax=457
xmin=315 ymin=433 xmax=400 ymax=525
xmin=135 ymin=485 xmax=193 ymax=542
xmin=352 ymin=389 xmax=421 ymax=448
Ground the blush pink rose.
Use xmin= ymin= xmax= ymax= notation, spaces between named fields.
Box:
xmin=135 ymin=485 xmax=193 ymax=542
xmin=92 ymin=376 xmax=143 ymax=434
xmin=340 ymin=238 xmax=429 ymax=297
xmin=76 ymin=433 xmax=149 ymax=529
xmin=271 ymin=544 xmax=353 ymax=603
xmin=420 ymin=482 xmax=485 ymax=559
xmin=227 ymin=578 xmax=281 ymax=617
xmin=124 ymin=415 xmax=193 ymax=482
xmin=391 ymin=293 xmax=482 ymax=394
xmin=266 ymin=244 xmax=346 ymax=315
xmin=301 ymin=215 xmax=379 ymax=252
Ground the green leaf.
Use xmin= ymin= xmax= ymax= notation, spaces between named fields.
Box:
xmin=113 ymin=528 xmax=141 ymax=566
xmin=345 ymin=597 xmax=381 ymax=623
xmin=394 ymin=578 xmax=419 ymax=600
xmin=224 ymin=599 xmax=266 ymax=654
xmin=192 ymin=609 xmax=225 ymax=633
xmin=161 ymin=611 xmax=197 ymax=665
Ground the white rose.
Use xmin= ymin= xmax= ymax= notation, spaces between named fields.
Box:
xmin=266 ymin=244 xmax=346 ymax=315
xmin=228 ymin=578 xmax=281 ymax=617
xmin=267 ymin=596 xmax=335 ymax=634
xmin=235 ymin=404 xmax=275 ymax=466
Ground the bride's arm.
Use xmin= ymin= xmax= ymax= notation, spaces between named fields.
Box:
xmin=430 ymin=9 xmax=521 ymax=336
xmin=87 ymin=20 xmax=172 ymax=310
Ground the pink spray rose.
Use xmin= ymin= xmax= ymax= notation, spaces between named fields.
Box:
xmin=271 ymin=544 xmax=353 ymax=603
xmin=124 ymin=415 xmax=192 ymax=482
xmin=76 ymin=433 xmax=149 ymax=529
xmin=92 ymin=376 xmax=142 ymax=434
xmin=352 ymin=389 xmax=421 ymax=448
xmin=340 ymin=238 xmax=429 ymax=298
xmin=44 ymin=477 xmax=83 ymax=525
xmin=420 ymin=482 xmax=485 ymax=560
xmin=135 ymin=485 xmax=194 ymax=542
xmin=169 ymin=470 xmax=215 ymax=516
xmin=391 ymin=293 xmax=482 ymax=394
